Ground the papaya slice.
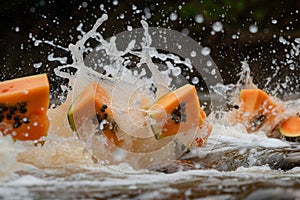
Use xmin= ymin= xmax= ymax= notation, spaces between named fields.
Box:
xmin=0 ymin=74 xmax=50 ymax=141
xmin=234 ymin=89 xmax=283 ymax=132
xmin=67 ymin=81 xmax=121 ymax=145
xmin=148 ymin=84 xmax=206 ymax=139
xmin=279 ymin=116 xmax=300 ymax=137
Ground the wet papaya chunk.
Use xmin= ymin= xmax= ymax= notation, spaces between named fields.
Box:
xmin=0 ymin=74 xmax=50 ymax=141
xmin=279 ymin=116 xmax=300 ymax=137
xmin=148 ymin=84 xmax=207 ymax=140
xmin=233 ymin=89 xmax=283 ymax=132
xmin=67 ymin=81 xmax=122 ymax=146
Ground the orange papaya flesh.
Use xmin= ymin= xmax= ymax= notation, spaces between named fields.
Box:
xmin=148 ymin=84 xmax=206 ymax=139
xmin=0 ymin=74 xmax=50 ymax=141
xmin=67 ymin=81 xmax=122 ymax=146
xmin=279 ymin=116 xmax=300 ymax=137
xmin=235 ymin=89 xmax=282 ymax=132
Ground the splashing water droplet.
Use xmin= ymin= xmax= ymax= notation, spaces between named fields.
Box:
xmin=82 ymin=2 xmax=88 ymax=8
xmin=119 ymin=13 xmax=125 ymax=19
xmin=191 ymin=77 xmax=199 ymax=84
xmin=232 ymin=34 xmax=239 ymax=39
xmin=212 ymin=21 xmax=223 ymax=32
xmin=194 ymin=14 xmax=204 ymax=23
xmin=289 ymin=64 xmax=295 ymax=70
xmin=112 ymin=0 xmax=119 ymax=6
xmin=33 ymin=62 xmax=42 ymax=69
xmin=170 ymin=13 xmax=178 ymax=21
xmin=279 ymin=36 xmax=289 ymax=45
xmin=271 ymin=19 xmax=277 ymax=24
xmin=249 ymin=24 xmax=258 ymax=33
xmin=201 ymin=47 xmax=211 ymax=56
xmin=190 ymin=51 xmax=196 ymax=57
xmin=206 ymin=60 xmax=212 ymax=67
xmin=99 ymin=4 xmax=105 ymax=11
xmin=211 ymin=69 xmax=216 ymax=75
xmin=132 ymin=4 xmax=137 ymax=10
xmin=295 ymin=38 xmax=300 ymax=44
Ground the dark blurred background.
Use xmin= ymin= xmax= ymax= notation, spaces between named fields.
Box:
xmin=0 ymin=0 xmax=299 ymax=99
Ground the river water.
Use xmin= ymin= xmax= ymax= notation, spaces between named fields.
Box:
xmin=1 ymin=2 xmax=300 ymax=200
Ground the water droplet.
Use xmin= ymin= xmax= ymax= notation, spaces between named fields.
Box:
xmin=279 ymin=36 xmax=288 ymax=45
xmin=212 ymin=21 xmax=223 ymax=32
xmin=119 ymin=13 xmax=125 ymax=19
xmin=39 ymin=0 xmax=45 ymax=6
xmin=192 ymin=77 xmax=199 ymax=84
xmin=206 ymin=60 xmax=212 ymax=67
xmin=172 ymin=67 xmax=181 ymax=76
xmin=33 ymin=62 xmax=42 ymax=69
xmin=33 ymin=122 xmax=38 ymax=126
xmin=82 ymin=2 xmax=88 ymax=8
xmin=249 ymin=24 xmax=258 ymax=33
xmin=170 ymin=13 xmax=178 ymax=21
xmin=211 ymin=69 xmax=216 ymax=75
xmin=112 ymin=0 xmax=119 ymax=6
xmin=99 ymin=4 xmax=105 ymax=11
xmin=289 ymin=64 xmax=295 ymax=70
xmin=127 ymin=26 xmax=132 ymax=31
xmin=30 ymin=7 xmax=36 ymax=13
xmin=201 ymin=47 xmax=211 ymax=56
xmin=190 ymin=51 xmax=196 ymax=57
xmin=15 ymin=27 xmax=20 ymax=32
xmin=194 ymin=14 xmax=204 ymax=23
xmin=232 ymin=34 xmax=239 ymax=39
xmin=132 ymin=4 xmax=137 ymax=10
xmin=271 ymin=19 xmax=277 ymax=24
xmin=23 ymin=90 xmax=29 ymax=95
xmin=295 ymin=38 xmax=300 ymax=44
xmin=181 ymin=28 xmax=189 ymax=35
xmin=24 ymin=133 xmax=29 ymax=137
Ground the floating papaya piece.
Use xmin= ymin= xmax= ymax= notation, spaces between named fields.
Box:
xmin=67 ymin=81 xmax=121 ymax=145
xmin=0 ymin=74 xmax=50 ymax=141
xmin=148 ymin=84 xmax=206 ymax=139
xmin=279 ymin=116 xmax=300 ymax=137
xmin=234 ymin=88 xmax=283 ymax=132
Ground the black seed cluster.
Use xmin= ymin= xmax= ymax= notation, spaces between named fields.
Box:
xmin=94 ymin=104 xmax=111 ymax=129
xmin=93 ymin=104 xmax=117 ymax=135
xmin=150 ymin=84 xmax=157 ymax=95
xmin=0 ymin=102 xmax=30 ymax=129
xmin=171 ymin=102 xmax=187 ymax=124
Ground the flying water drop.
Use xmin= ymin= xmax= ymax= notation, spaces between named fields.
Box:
xmin=249 ymin=24 xmax=258 ymax=33
xmin=212 ymin=21 xmax=223 ymax=32
xmin=194 ymin=14 xmax=204 ymax=24
xmin=201 ymin=47 xmax=211 ymax=56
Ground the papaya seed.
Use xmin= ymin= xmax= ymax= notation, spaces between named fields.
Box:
xmin=233 ymin=105 xmax=239 ymax=109
xmin=14 ymin=115 xmax=21 ymax=122
xmin=0 ymin=113 xmax=4 ymax=122
xmin=6 ymin=113 xmax=12 ymax=120
xmin=19 ymin=107 xmax=27 ymax=113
